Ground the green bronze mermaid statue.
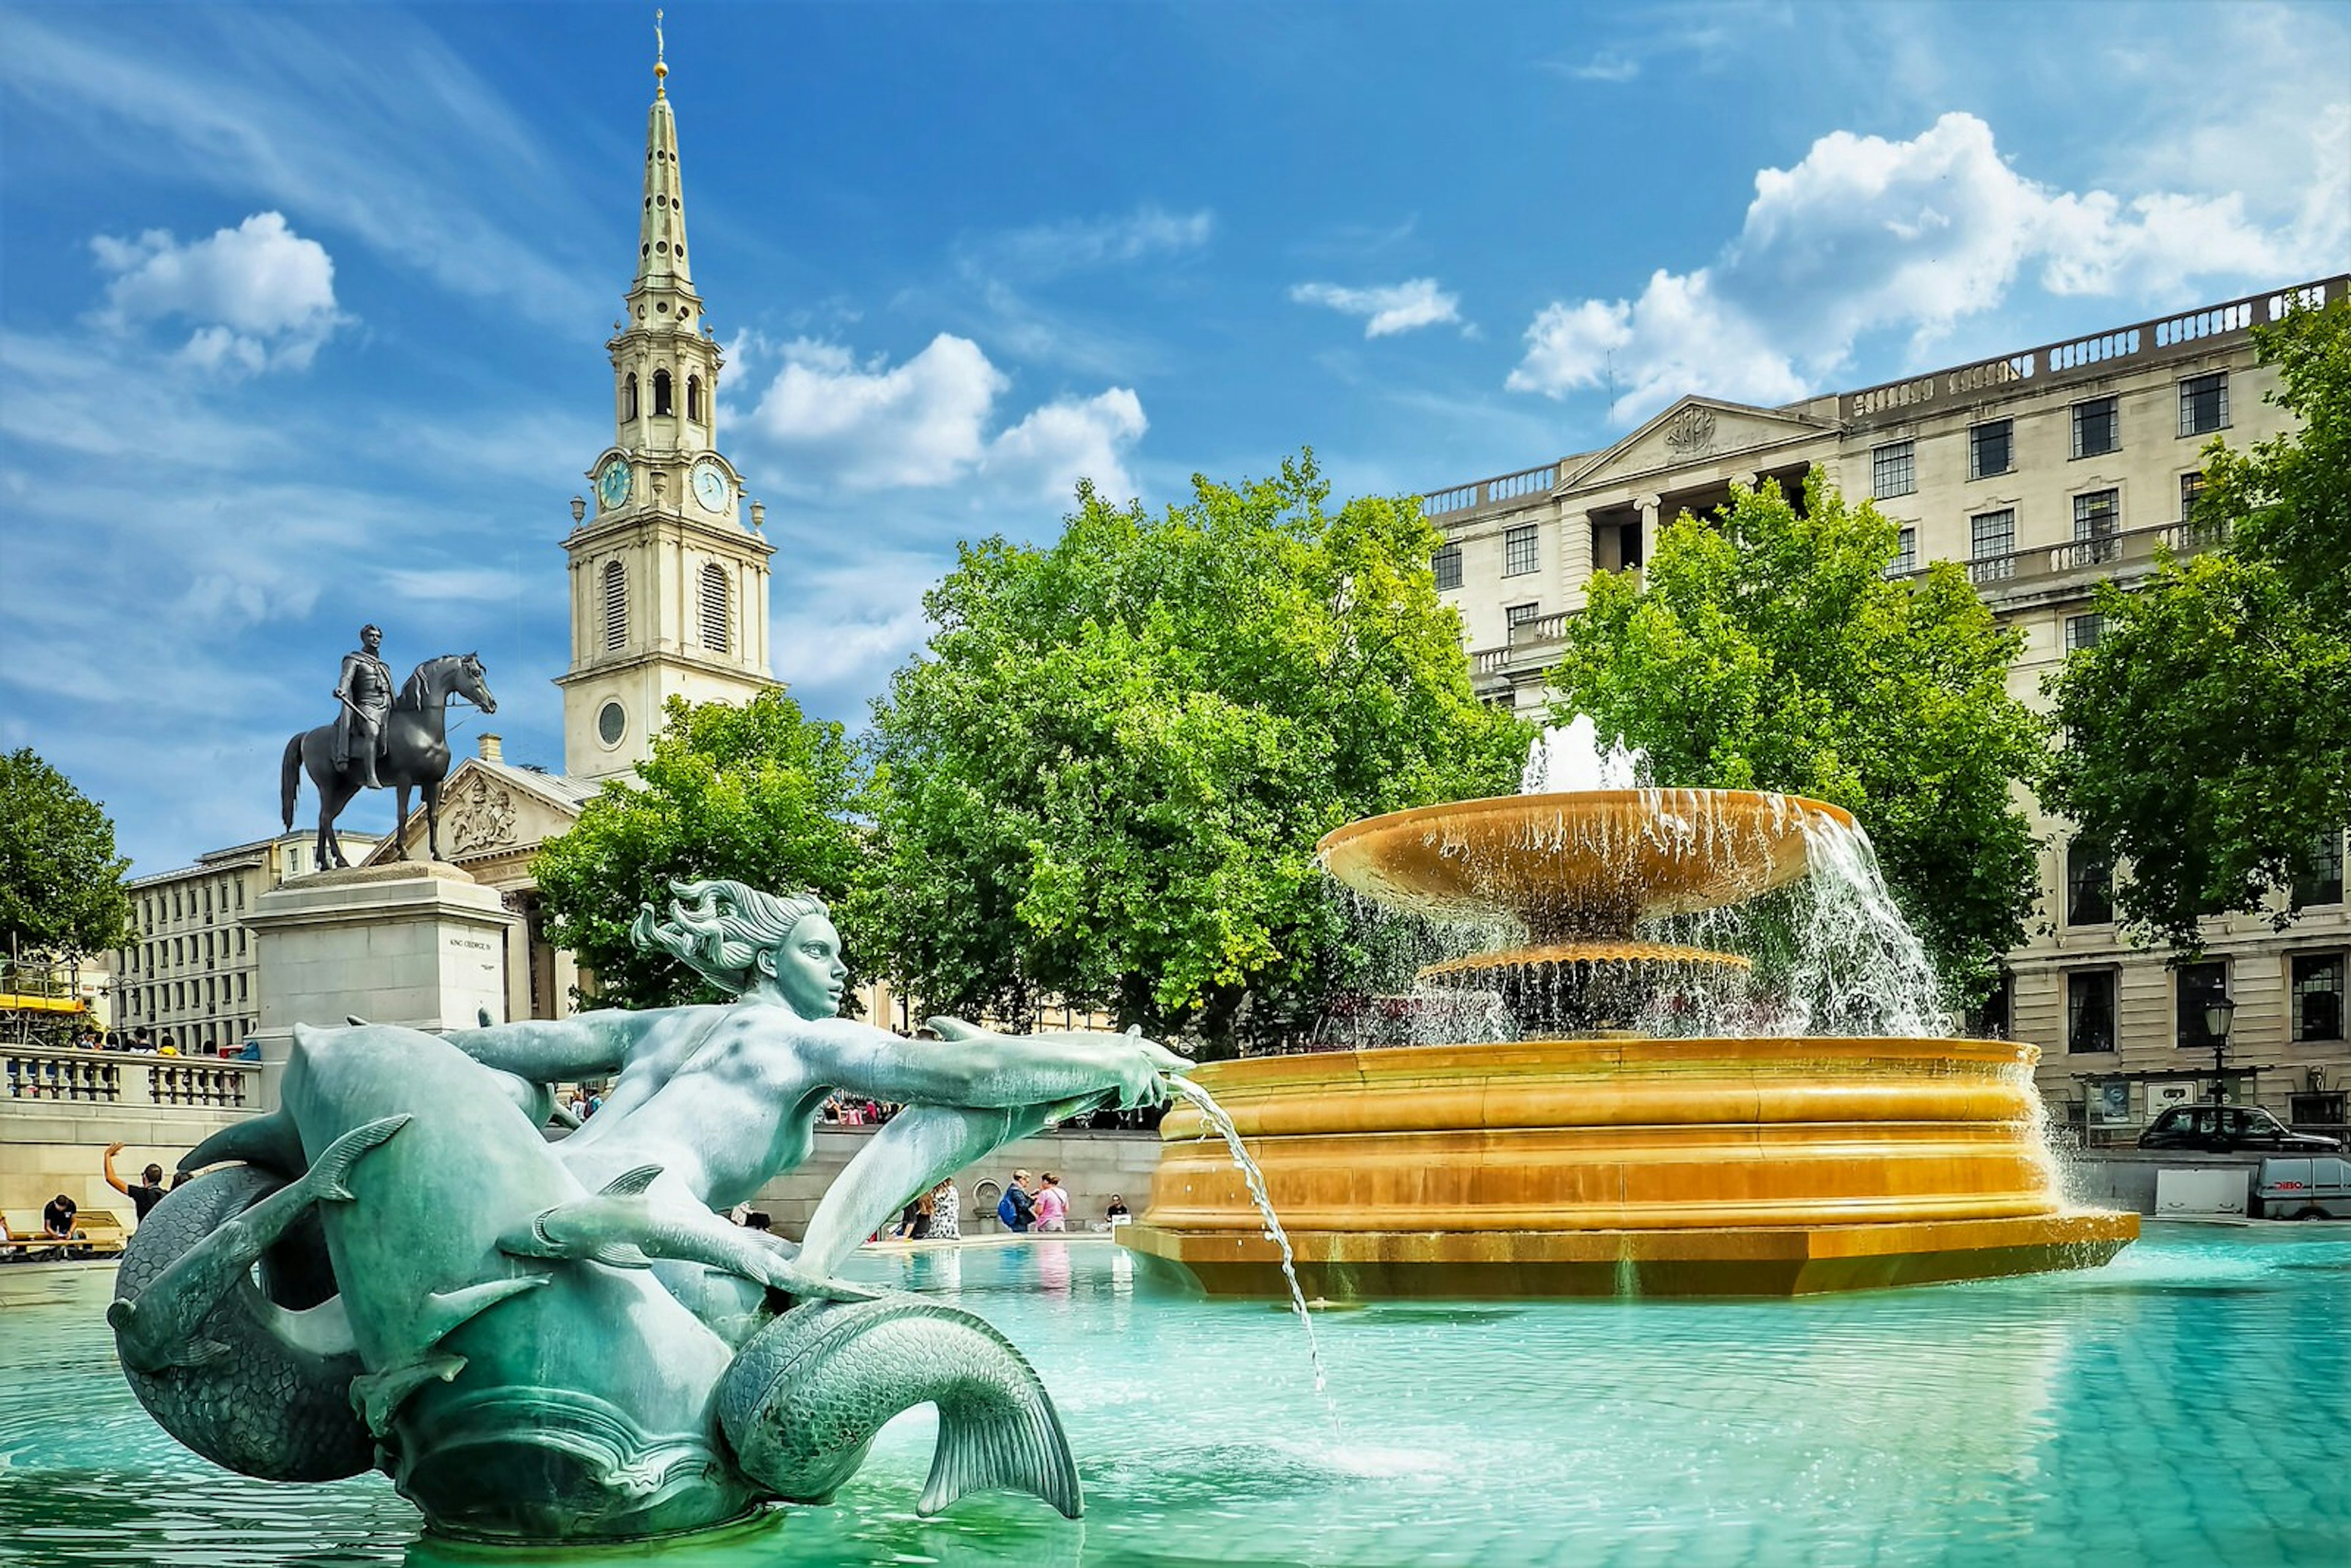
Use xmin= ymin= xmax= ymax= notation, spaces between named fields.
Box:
xmin=110 ymin=878 xmax=1187 ymax=1543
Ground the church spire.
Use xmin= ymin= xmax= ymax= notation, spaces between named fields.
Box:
xmin=634 ymin=11 xmax=696 ymax=304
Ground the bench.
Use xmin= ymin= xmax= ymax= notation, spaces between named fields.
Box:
xmin=1 ymin=1207 xmax=126 ymax=1259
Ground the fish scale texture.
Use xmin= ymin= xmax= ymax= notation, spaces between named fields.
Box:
xmin=111 ymin=1166 xmax=375 ymax=1480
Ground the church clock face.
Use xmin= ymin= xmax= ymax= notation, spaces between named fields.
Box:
xmin=691 ymin=460 xmax=729 ymax=513
xmin=596 ymin=458 xmax=631 ymax=512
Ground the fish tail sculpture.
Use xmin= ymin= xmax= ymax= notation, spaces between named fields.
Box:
xmin=106 ymin=1115 xmax=410 ymax=1480
xmin=717 ymin=1294 xmax=1084 ymax=1519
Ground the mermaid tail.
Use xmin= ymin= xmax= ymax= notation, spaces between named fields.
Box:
xmin=718 ymin=1294 xmax=1083 ymax=1518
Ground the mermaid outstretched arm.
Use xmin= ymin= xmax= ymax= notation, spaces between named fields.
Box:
xmin=793 ymin=1015 xmax=1187 ymax=1112
xmin=446 ymin=1008 xmax=680 ymax=1083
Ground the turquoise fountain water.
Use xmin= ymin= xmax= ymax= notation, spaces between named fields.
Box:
xmin=6 ymin=1223 xmax=2346 ymax=1566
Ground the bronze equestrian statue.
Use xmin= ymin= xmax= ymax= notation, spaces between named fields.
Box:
xmin=282 ymin=636 xmax=498 ymax=869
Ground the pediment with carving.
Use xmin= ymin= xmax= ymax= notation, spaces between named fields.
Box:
xmin=1561 ymin=397 xmax=1836 ymax=493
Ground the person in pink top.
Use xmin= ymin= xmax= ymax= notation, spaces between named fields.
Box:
xmin=1033 ymin=1172 xmax=1070 ymax=1232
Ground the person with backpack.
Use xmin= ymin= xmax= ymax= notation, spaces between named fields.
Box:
xmin=997 ymin=1169 xmax=1036 ymax=1232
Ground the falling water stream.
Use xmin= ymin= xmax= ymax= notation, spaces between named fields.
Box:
xmin=1164 ymin=1076 xmax=1331 ymax=1403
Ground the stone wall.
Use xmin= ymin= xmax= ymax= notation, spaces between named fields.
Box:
xmin=1 ymin=1048 xmax=257 ymax=1220
xmin=746 ymin=1126 xmax=1165 ymax=1240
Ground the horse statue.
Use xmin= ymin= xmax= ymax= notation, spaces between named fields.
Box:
xmin=281 ymin=653 xmax=497 ymax=869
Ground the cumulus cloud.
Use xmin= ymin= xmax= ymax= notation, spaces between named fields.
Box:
xmin=985 ymin=388 xmax=1148 ymax=500
xmin=739 ymin=333 xmax=1146 ymax=499
xmin=92 ymin=211 xmax=347 ymax=373
xmin=1509 ymin=111 xmax=2349 ymax=416
xmin=1290 ymin=277 xmax=1464 ymax=338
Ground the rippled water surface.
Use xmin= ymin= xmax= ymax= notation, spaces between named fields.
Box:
xmin=2 ymin=1225 xmax=2346 ymax=1567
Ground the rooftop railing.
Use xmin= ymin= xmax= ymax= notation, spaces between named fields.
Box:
xmin=1423 ymin=461 xmax=1562 ymax=520
xmin=1842 ymin=276 xmax=2344 ymax=427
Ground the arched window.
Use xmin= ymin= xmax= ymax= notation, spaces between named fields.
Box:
xmin=602 ymin=560 xmax=628 ymax=651
xmin=624 ymin=372 xmax=639 ymax=420
xmin=686 ymin=375 xmax=703 ymax=422
xmin=699 ymin=562 xmax=731 ymax=653
xmin=653 ymin=369 xmax=673 ymax=416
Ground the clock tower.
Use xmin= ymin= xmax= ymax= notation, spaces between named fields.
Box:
xmin=557 ymin=37 xmax=778 ymax=783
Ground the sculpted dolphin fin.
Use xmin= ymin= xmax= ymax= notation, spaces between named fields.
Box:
xmin=413 ymin=1275 xmax=549 ymax=1349
xmin=108 ymin=1117 xmax=410 ymax=1375
xmin=351 ymin=1354 xmax=467 ymax=1438
xmin=600 ymin=1164 xmax=663 ymax=1196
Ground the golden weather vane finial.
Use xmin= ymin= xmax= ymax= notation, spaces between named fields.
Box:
xmin=654 ymin=9 xmax=668 ymax=94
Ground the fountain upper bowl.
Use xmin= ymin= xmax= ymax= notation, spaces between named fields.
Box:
xmin=1318 ymin=789 xmax=1858 ymax=931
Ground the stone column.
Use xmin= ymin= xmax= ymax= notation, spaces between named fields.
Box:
xmin=247 ymin=861 xmax=516 ymax=1109
xmin=1636 ymin=494 xmax=1662 ymax=570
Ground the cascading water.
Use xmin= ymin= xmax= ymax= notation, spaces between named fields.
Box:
xmin=1163 ymin=1076 xmax=1329 ymax=1398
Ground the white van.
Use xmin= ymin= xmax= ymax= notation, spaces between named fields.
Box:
xmin=2252 ymin=1155 xmax=2351 ymax=1220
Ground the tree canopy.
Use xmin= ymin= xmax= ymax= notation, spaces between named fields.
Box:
xmin=531 ymin=692 xmax=874 ymax=1010
xmin=0 ymin=748 xmax=137 ymax=961
xmin=1546 ymin=472 xmax=2044 ymax=1000
xmin=869 ymin=453 xmax=1528 ymax=1052
xmin=2041 ymin=299 xmax=2351 ymax=952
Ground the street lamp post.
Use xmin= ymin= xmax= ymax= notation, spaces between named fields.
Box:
xmin=2205 ymin=992 xmax=2237 ymax=1103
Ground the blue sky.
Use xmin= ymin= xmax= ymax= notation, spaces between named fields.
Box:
xmin=3 ymin=1 xmax=2345 ymax=876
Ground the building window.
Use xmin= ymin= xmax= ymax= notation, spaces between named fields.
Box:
xmin=1969 ymin=509 xmax=2017 ymax=582
xmin=2072 ymin=489 xmax=2121 ymax=563
xmin=686 ymin=375 xmax=703 ymax=422
xmin=1885 ymin=527 xmax=1917 ymax=577
xmin=237 ymin=972 xmax=248 ymax=1002
xmin=2176 ymin=961 xmax=2230 ymax=1049
xmin=624 ymin=372 xmax=639 ymax=420
xmin=1432 ymin=543 xmax=1462 ymax=591
xmin=1871 ymin=440 xmax=1916 ymax=498
xmin=2071 ymin=396 xmax=2120 ymax=458
xmin=2066 ymin=839 xmax=2115 ymax=926
xmin=653 ymin=369 xmax=674 ymax=417
xmin=1505 ymin=602 xmax=1543 ymax=637
xmin=2068 ymin=970 xmax=2117 ymax=1053
xmin=2292 ymin=953 xmax=2347 ymax=1042
xmin=2294 ymin=829 xmax=2345 ymax=908
xmin=1968 ymin=419 xmax=2013 ymax=479
xmin=602 ymin=560 xmax=628 ymax=651
xmin=1503 ymin=525 xmax=1539 ymax=577
xmin=2180 ymin=372 xmax=2229 ymax=437
xmin=2065 ymin=613 xmax=2105 ymax=653
xmin=699 ymin=562 xmax=732 ymax=653
xmin=1969 ymin=971 xmax=2013 ymax=1040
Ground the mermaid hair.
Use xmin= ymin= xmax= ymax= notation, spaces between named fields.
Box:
xmin=629 ymin=879 xmax=831 ymax=997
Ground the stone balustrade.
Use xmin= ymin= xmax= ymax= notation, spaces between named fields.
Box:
xmin=1423 ymin=460 xmax=1561 ymax=520
xmin=2 ymin=1045 xmax=255 ymax=1110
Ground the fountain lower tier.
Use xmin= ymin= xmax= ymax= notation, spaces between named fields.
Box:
xmin=1121 ymin=1037 xmax=2137 ymax=1298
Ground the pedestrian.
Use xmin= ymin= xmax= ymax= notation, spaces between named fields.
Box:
xmin=1105 ymin=1193 xmax=1131 ymax=1222
xmin=997 ymin=1169 xmax=1036 ymax=1232
xmin=42 ymin=1193 xmax=86 ymax=1258
xmin=103 ymin=1141 xmax=170 ymax=1221
xmin=1034 ymin=1172 xmax=1068 ymax=1232
xmin=929 ymin=1177 xmax=960 ymax=1241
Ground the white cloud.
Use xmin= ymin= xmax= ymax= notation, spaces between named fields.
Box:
xmin=92 ymin=212 xmax=348 ymax=373
xmin=1562 ymin=51 xmax=1641 ymax=83
xmin=1290 ymin=278 xmax=1464 ymax=338
xmin=984 ymin=388 xmax=1148 ymax=500
xmin=745 ymin=334 xmax=1007 ymax=490
xmin=1509 ymin=110 xmax=2349 ymax=417
xmin=738 ymin=334 xmax=1147 ymax=500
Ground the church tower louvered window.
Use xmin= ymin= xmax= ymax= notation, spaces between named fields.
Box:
xmin=602 ymin=560 xmax=628 ymax=651
xmin=699 ymin=561 xmax=730 ymax=653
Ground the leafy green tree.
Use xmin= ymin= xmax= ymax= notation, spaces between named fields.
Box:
xmin=871 ymin=453 xmax=1528 ymax=1054
xmin=0 ymin=748 xmax=136 ymax=960
xmin=1547 ymin=473 xmax=2044 ymax=1000
xmin=2042 ymin=299 xmax=2351 ymax=951
xmin=532 ymin=692 xmax=873 ymax=1009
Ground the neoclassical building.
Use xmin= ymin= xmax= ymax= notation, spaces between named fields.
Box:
xmin=1428 ymin=275 xmax=2350 ymax=1138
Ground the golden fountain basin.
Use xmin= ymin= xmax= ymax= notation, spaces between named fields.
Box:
xmin=1317 ymin=789 xmax=1857 ymax=934
xmin=1122 ymin=1038 xmax=2137 ymax=1298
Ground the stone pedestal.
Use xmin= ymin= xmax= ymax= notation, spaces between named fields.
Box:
xmin=249 ymin=861 xmax=516 ymax=1108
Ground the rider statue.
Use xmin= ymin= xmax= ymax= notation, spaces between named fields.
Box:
xmin=332 ymin=624 xmax=394 ymax=789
